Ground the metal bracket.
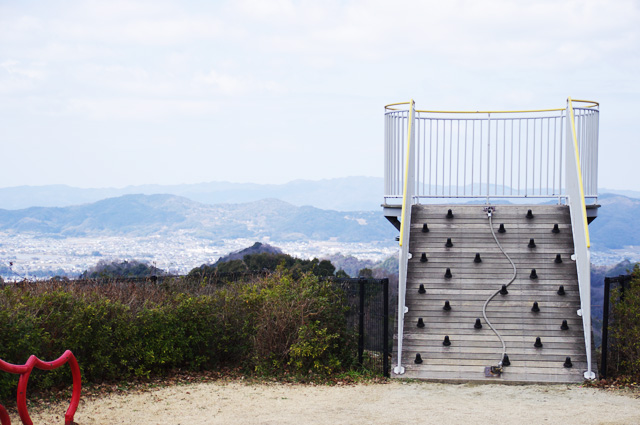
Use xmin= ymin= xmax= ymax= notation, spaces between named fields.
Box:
xmin=483 ymin=206 xmax=495 ymax=217
xmin=393 ymin=366 xmax=405 ymax=375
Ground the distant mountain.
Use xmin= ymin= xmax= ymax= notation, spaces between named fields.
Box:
xmin=213 ymin=242 xmax=283 ymax=265
xmin=589 ymin=194 xmax=640 ymax=249
xmin=0 ymin=194 xmax=396 ymax=243
xmin=0 ymin=177 xmax=383 ymax=211
xmin=599 ymin=188 xmax=640 ymax=200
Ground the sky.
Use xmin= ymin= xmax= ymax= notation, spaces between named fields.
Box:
xmin=1 ymin=0 xmax=639 ymax=190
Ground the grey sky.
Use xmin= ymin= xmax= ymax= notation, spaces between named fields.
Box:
xmin=1 ymin=0 xmax=638 ymax=190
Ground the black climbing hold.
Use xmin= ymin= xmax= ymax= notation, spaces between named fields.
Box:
xmin=555 ymin=254 xmax=563 ymax=263
xmin=502 ymin=354 xmax=511 ymax=367
xmin=564 ymin=357 xmax=573 ymax=368
xmin=417 ymin=318 xmax=425 ymax=328
xmin=528 ymin=238 xmax=536 ymax=248
xmin=561 ymin=320 xmax=569 ymax=330
xmin=444 ymin=268 xmax=452 ymax=279
xmin=557 ymin=285 xmax=566 ymax=296
xmin=552 ymin=224 xmax=560 ymax=234
xmin=446 ymin=209 xmax=454 ymax=219
xmin=443 ymin=336 xmax=451 ymax=346
xmin=443 ymin=300 xmax=451 ymax=311
xmin=422 ymin=223 xmax=430 ymax=233
xmin=418 ymin=284 xmax=426 ymax=294
xmin=526 ymin=209 xmax=534 ymax=219
xmin=421 ymin=253 xmax=428 ymax=263
xmin=498 ymin=223 xmax=506 ymax=233
xmin=531 ymin=301 xmax=540 ymax=313
xmin=415 ymin=353 xmax=423 ymax=364
xmin=534 ymin=337 xmax=543 ymax=348
xmin=474 ymin=253 xmax=482 ymax=263
xmin=474 ymin=318 xmax=483 ymax=329
xmin=499 ymin=285 xmax=509 ymax=295
xmin=445 ymin=238 xmax=453 ymax=247
xmin=530 ymin=269 xmax=538 ymax=279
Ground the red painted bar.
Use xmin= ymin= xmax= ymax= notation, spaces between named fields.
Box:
xmin=0 ymin=350 xmax=81 ymax=425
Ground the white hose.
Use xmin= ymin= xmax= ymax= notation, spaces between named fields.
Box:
xmin=482 ymin=210 xmax=517 ymax=367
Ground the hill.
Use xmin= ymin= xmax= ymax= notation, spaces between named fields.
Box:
xmin=0 ymin=194 xmax=396 ymax=243
xmin=0 ymin=177 xmax=383 ymax=211
xmin=213 ymin=242 xmax=283 ymax=265
xmin=589 ymin=193 xmax=640 ymax=249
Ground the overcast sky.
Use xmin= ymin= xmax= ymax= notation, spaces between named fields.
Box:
xmin=1 ymin=0 xmax=638 ymax=191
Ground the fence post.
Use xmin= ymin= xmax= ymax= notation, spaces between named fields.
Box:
xmin=383 ymin=278 xmax=389 ymax=378
xmin=358 ymin=278 xmax=365 ymax=366
xmin=601 ymin=277 xmax=611 ymax=379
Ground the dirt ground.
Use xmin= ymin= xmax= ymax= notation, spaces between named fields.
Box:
xmin=14 ymin=380 xmax=640 ymax=425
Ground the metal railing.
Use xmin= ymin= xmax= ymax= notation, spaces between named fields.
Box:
xmin=384 ymin=103 xmax=599 ymax=205
xmin=385 ymin=99 xmax=599 ymax=378
xmin=566 ymin=97 xmax=596 ymax=379
xmin=331 ymin=277 xmax=392 ymax=377
xmin=393 ymin=100 xmax=416 ymax=375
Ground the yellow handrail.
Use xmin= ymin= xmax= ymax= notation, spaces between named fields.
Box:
xmin=398 ymin=99 xmax=415 ymax=247
xmin=385 ymin=100 xmax=599 ymax=114
xmin=567 ymin=97 xmax=591 ymax=248
xmin=384 ymin=101 xmax=411 ymax=111
xmin=570 ymin=99 xmax=599 ymax=107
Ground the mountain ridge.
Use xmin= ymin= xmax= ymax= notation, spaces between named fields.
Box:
xmin=0 ymin=177 xmax=384 ymax=211
xmin=0 ymin=194 xmax=396 ymax=243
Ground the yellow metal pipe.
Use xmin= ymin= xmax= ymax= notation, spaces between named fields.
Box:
xmin=385 ymin=99 xmax=599 ymax=114
xmin=398 ymin=99 xmax=415 ymax=247
xmin=567 ymin=97 xmax=591 ymax=248
xmin=416 ymin=108 xmax=565 ymax=114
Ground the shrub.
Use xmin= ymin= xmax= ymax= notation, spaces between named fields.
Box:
xmin=246 ymin=271 xmax=353 ymax=375
xmin=0 ymin=272 xmax=359 ymax=397
xmin=610 ymin=264 xmax=640 ymax=381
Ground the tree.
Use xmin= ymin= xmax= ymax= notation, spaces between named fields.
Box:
xmin=216 ymin=259 xmax=248 ymax=274
xmin=610 ymin=263 xmax=640 ymax=380
xmin=80 ymin=259 xmax=165 ymax=279
xmin=358 ymin=268 xmax=373 ymax=278
xmin=335 ymin=269 xmax=349 ymax=278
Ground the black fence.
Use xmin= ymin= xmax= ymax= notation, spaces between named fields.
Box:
xmin=2 ymin=273 xmax=397 ymax=377
xmin=329 ymin=277 xmax=396 ymax=377
xmin=600 ymin=274 xmax=633 ymax=379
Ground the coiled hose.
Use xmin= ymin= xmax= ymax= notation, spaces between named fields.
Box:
xmin=482 ymin=210 xmax=517 ymax=367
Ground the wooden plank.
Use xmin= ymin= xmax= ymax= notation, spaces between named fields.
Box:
xmin=395 ymin=204 xmax=588 ymax=384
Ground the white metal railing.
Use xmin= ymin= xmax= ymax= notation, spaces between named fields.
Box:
xmin=566 ymin=98 xmax=596 ymax=379
xmin=384 ymin=105 xmax=599 ymax=205
xmin=386 ymin=99 xmax=599 ymax=378
xmin=393 ymin=100 xmax=416 ymax=375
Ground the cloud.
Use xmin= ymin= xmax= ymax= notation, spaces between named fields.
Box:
xmin=193 ymin=70 xmax=282 ymax=96
xmin=0 ymin=0 xmax=639 ymax=188
xmin=65 ymin=97 xmax=221 ymax=120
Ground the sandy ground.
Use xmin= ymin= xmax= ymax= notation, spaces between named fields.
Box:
xmin=12 ymin=381 xmax=640 ymax=425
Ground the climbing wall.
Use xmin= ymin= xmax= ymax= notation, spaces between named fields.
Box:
xmin=395 ymin=204 xmax=590 ymax=383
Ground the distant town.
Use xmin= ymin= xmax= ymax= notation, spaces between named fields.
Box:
xmin=2 ymin=228 xmax=639 ymax=280
xmin=0 ymin=231 xmax=397 ymax=279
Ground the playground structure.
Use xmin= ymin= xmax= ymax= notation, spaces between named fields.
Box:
xmin=0 ymin=351 xmax=81 ymax=425
xmin=383 ymin=98 xmax=599 ymax=383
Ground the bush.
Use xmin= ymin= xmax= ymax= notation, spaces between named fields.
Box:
xmin=246 ymin=271 xmax=353 ymax=375
xmin=610 ymin=264 xmax=640 ymax=381
xmin=0 ymin=272 xmax=358 ymax=398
